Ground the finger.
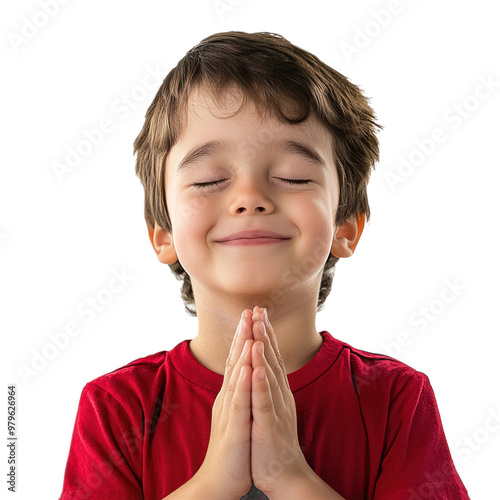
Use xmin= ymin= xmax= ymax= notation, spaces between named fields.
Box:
xmin=251 ymin=309 xmax=291 ymax=397
xmin=227 ymin=310 xmax=251 ymax=364
xmin=251 ymin=328 xmax=287 ymax=418
xmin=226 ymin=349 xmax=252 ymax=435
xmin=223 ymin=322 xmax=255 ymax=413
xmin=221 ymin=310 xmax=253 ymax=396
xmin=261 ymin=308 xmax=291 ymax=392
xmin=251 ymin=341 xmax=277 ymax=422
xmin=252 ymin=307 xmax=289 ymax=390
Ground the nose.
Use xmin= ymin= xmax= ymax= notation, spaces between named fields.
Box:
xmin=230 ymin=176 xmax=275 ymax=215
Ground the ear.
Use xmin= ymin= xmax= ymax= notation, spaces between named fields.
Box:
xmin=147 ymin=223 xmax=178 ymax=265
xmin=331 ymin=212 xmax=365 ymax=258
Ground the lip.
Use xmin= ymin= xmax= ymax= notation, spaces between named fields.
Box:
xmin=217 ymin=238 xmax=290 ymax=246
xmin=216 ymin=230 xmax=290 ymax=242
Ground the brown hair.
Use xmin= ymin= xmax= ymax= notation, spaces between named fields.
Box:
xmin=134 ymin=31 xmax=382 ymax=317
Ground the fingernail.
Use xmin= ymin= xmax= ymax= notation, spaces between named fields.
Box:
xmin=241 ymin=310 xmax=246 ymax=322
xmin=259 ymin=322 xmax=265 ymax=334
xmin=258 ymin=342 xmax=264 ymax=356
xmin=262 ymin=308 xmax=269 ymax=324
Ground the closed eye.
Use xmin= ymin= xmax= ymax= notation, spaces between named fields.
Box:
xmin=192 ymin=178 xmax=312 ymax=189
xmin=278 ymin=179 xmax=312 ymax=185
xmin=192 ymin=179 xmax=228 ymax=189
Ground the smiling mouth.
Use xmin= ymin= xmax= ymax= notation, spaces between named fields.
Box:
xmin=217 ymin=237 xmax=291 ymax=246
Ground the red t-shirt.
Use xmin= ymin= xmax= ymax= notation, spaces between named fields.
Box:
xmin=58 ymin=330 xmax=469 ymax=499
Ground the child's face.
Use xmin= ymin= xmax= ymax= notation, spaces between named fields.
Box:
xmin=163 ymin=85 xmax=340 ymax=301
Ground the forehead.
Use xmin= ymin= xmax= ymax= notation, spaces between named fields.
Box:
xmin=175 ymin=84 xmax=334 ymax=159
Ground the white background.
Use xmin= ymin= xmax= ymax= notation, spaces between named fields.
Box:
xmin=2 ymin=0 xmax=499 ymax=498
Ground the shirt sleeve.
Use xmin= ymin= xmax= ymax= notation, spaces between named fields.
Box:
xmin=58 ymin=382 xmax=143 ymax=500
xmin=373 ymin=373 xmax=469 ymax=499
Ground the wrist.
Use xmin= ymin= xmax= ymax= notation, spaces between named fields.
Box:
xmin=163 ymin=471 xmax=220 ymax=500
xmin=267 ymin=463 xmax=346 ymax=500
xmin=191 ymin=468 xmax=248 ymax=500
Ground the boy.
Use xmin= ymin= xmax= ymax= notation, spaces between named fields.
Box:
xmin=59 ymin=31 xmax=469 ymax=499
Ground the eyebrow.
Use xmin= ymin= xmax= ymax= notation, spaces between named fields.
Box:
xmin=176 ymin=138 xmax=327 ymax=172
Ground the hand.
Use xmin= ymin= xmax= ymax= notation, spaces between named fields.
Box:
xmin=249 ymin=306 xmax=310 ymax=497
xmin=196 ymin=310 xmax=255 ymax=499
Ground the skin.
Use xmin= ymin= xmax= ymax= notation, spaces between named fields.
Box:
xmin=148 ymin=83 xmax=364 ymax=377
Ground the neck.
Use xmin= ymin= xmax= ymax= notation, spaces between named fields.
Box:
xmin=188 ymin=285 xmax=324 ymax=376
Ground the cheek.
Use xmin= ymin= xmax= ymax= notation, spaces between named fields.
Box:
xmin=293 ymin=195 xmax=334 ymax=266
xmin=170 ymin=193 xmax=215 ymax=254
xmin=173 ymin=192 xmax=212 ymax=226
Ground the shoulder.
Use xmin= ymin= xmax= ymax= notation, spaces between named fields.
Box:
xmin=335 ymin=338 xmax=429 ymax=401
xmin=92 ymin=350 xmax=168 ymax=382
xmin=80 ymin=350 xmax=168 ymax=412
